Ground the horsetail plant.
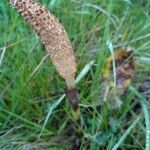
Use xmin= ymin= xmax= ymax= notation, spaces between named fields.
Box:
xmin=9 ymin=0 xmax=80 ymax=120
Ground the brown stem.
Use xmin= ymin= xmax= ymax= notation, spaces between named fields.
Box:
xmin=65 ymin=87 xmax=79 ymax=110
xmin=65 ymin=87 xmax=80 ymax=120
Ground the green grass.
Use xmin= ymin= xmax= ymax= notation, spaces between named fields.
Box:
xmin=0 ymin=0 xmax=150 ymax=149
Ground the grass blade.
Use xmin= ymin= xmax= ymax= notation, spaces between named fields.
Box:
xmin=0 ymin=46 xmax=6 ymax=66
xmin=112 ymin=117 xmax=140 ymax=150
xmin=129 ymin=86 xmax=150 ymax=150
xmin=1 ymin=109 xmax=51 ymax=134
xmin=84 ymin=3 xmax=117 ymax=28
xmin=38 ymin=94 xmax=65 ymax=137
xmin=107 ymin=40 xmax=116 ymax=87
xmin=75 ymin=60 xmax=94 ymax=84
xmin=39 ymin=60 xmax=95 ymax=137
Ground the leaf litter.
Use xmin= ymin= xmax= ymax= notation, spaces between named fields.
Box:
xmin=100 ymin=49 xmax=135 ymax=109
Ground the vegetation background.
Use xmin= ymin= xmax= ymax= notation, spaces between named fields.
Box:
xmin=0 ymin=0 xmax=150 ymax=149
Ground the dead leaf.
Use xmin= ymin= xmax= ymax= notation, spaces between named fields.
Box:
xmin=100 ymin=49 xmax=135 ymax=109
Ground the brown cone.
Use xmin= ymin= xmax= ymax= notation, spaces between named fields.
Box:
xmin=9 ymin=0 xmax=79 ymax=119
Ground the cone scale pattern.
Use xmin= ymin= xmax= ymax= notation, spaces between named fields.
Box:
xmin=9 ymin=0 xmax=79 ymax=119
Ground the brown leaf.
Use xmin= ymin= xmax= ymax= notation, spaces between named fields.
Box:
xmin=100 ymin=49 xmax=135 ymax=108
